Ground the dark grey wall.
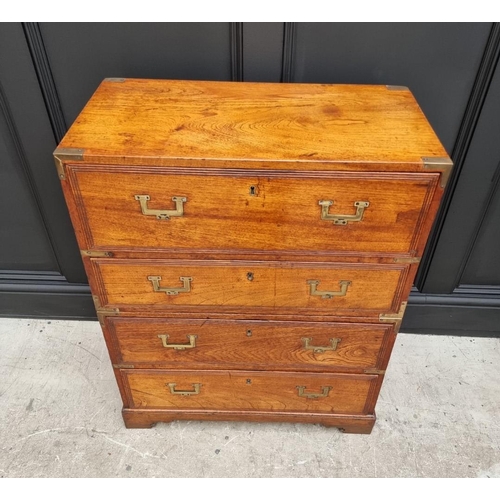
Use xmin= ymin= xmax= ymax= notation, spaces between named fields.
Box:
xmin=429 ymin=43 xmax=500 ymax=289
xmin=1 ymin=22 xmax=499 ymax=335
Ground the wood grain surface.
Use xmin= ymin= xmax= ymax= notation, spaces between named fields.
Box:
xmin=123 ymin=369 xmax=377 ymax=414
xmin=105 ymin=317 xmax=393 ymax=372
xmin=58 ymin=79 xmax=448 ymax=168
xmin=92 ymin=259 xmax=408 ymax=316
xmin=69 ymin=166 xmax=438 ymax=256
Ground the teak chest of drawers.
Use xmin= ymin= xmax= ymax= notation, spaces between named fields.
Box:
xmin=54 ymin=78 xmax=452 ymax=434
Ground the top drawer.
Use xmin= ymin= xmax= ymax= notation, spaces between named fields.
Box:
xmin=67 ymin=166 xmax=439 ymax=257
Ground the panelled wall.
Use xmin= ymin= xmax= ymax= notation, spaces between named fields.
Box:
xmin=1 ymin=22 xmax=499 ymax=336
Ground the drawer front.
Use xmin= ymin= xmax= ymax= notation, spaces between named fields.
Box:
xmin=92 ymin=259 xmax=408 ymax=316
xmin=106 ymin=317 xmax=393 ymax=371
xmin=123 ymin=370 xmax=377 ymax=414
xmin=69 ymin=166 xmax=437 ymax=256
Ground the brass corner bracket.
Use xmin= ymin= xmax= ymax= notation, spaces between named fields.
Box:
xmin=53 ymin=148 xmax=84 ymax=180
xmin=379 ymin=301 xmax=407 ymax=332
xmin=81 ymin=250 xmax=114 ymax=258
xmin=393 ymin=256 xmax=421 ymax=264
xmin=363 ymin=368 xmax=386 ymax=375
xmin=422 ymin=157 xmax=454 ymax=189
xmin=92 ymin=295 xmax=120 ymax=326
xmin=386 ymin=85 xmax=409 ymax=91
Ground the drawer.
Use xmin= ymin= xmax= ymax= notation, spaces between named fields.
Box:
xmin=92 ymin=259 xmax=409 ymax=317
xmin=106 ymin=317 xmax=394 ymax=372
xmin=68 ymin=166 xmax=438 ymax=257
xmin=122 ymin=369 xmax=378 ymax=414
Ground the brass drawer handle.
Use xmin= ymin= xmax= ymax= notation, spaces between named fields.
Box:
xmin=134 ymin=194 xmax=187 ymax=220
xmin=148 ymin=276 xmax=192 ymax=295
xmin=167 ymin=383 xmax=201 ymax=396
xmin=158 ymin=334 xmax=197 ymax=350
xmin=319 ymin=200 xmax=369 ymax=225
xmin=302 ymin=337 xmax=341 ymax=353
xmin=307 ymin=279 xmax=351 ymax=299
xmin=296 ymin=385 xmax=332 ymax=399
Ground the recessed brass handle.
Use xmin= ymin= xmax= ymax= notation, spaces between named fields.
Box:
xmin=296 ymin=385 xmax=332 ymax=399
xmin=167 ymin=383 xmax=201 ymax=396
xmin=302 ymin=337 xmax=341 ymax=353
xmin=158 ymin=334 xmax=197 ymax=350
xmin=307 ymin=279 xmax=351 ymax=299
xmin=319 ymin=200 xmax=369 ymax=225
xmin=134 ymin=194 xmax=187 ymax=220
xmin=148 ymin=276 xmax=192 ymax=295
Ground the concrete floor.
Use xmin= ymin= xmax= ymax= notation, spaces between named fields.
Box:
xmin=0 ymin=318 xmax=499 ymax=478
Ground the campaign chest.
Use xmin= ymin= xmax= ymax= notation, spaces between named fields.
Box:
xmin=54 ymin=78 xmax=452 ymax=433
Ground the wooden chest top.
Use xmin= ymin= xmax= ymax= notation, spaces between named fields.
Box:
xmin=58 ymin=78 xmax=448 ymax=170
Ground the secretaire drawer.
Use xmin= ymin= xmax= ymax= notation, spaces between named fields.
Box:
xmin=122 ymin=369 xmax=378 ymax=415
xmin=105 ymin=317 xmax=394 ymax=372
xmin=91 ymin=259 xmax=410 ymax=317
xmin=67 ymin=166 xmax=438 ymax=257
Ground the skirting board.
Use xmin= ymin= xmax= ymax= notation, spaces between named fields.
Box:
xmin=1 ymin=284 xmax=499 ymax=338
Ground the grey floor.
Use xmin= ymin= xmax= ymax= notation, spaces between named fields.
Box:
xmin=0 ymin=318 xmax=499 ymax=478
